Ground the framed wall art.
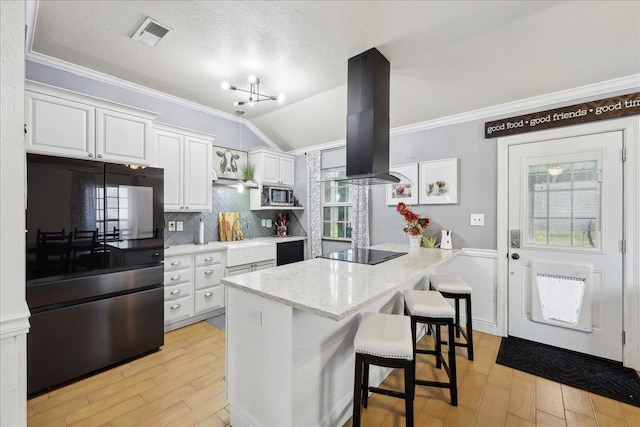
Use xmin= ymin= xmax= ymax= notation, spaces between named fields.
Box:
xmin=418 ymin=158 xmax=459 ymax=204
xmin=386 ymin=163 xmax=419 ymax=205
xmin=213 ymin=146 xmax=248 ymax=180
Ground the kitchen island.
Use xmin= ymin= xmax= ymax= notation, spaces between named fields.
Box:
xmin=222 ymin=244 xmax=459 ymax=427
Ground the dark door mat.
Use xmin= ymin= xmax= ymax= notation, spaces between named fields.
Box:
xmin=496 ymin=336 xmax=640 ymax=407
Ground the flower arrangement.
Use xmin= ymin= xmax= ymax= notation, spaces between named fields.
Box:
xmin=396 ymin=202 xmax=430 ymax=236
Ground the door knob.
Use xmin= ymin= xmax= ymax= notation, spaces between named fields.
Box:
xmin=511 ymin=253 xmax=520 ymax=260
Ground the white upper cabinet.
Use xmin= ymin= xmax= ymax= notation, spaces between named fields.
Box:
xmin=25 ymin=81 xmax=156 ymax=165
xmin=249 ymin=147 xmax=295 ymax=186
xmin=153 ymin=124 xmax=214 ymax=212
xmin=96 ymin=108 xmax=152 ymax=164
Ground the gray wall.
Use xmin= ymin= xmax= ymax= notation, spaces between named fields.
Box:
xmin=294 ymin=88 xmax=637 ymax=251
xmin=373 ymin=119 xmax=496 ymax=249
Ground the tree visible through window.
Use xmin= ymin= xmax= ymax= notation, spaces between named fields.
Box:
xmin=322 ymin=168 xmax=353 ymax=240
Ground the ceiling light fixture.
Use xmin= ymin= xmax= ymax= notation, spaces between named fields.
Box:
xmin=547 ymin=166 xmax=563 ymax=176
xmin=221 ymin=75 xmax=285 ymax=107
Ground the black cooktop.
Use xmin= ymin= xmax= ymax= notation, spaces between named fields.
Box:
xmin=320 ymin=248 xmax=407 ymax=265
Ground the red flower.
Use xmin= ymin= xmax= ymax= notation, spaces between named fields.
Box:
xmin=395 ymin=202 xmax=429 ymax=236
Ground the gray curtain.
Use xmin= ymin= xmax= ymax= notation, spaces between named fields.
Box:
xmin=306 ymin=151 xmax=322 ymax=258
xmin=351 ymin=184 xmax=370 ymax=249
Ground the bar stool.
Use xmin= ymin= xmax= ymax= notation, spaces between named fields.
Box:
xmin=404 ymin=290 xmax=458 ymax=406
xmin=353 ymin=312 xmax=415 ymax=427
xmin=429 ymin=275 xmax=474 ymax=361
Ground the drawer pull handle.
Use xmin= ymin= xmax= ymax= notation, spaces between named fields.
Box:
xmin=153 ymin=252 xmax=160 ymax=257
xmin=170 ymin=289 xmax=181 ymax=295
xmin=204 ymin=270 xmax=214 ymax=275
xmin=170 ymin=304 xmax=181 ymax=310
xmin=204 ymin=292 xmax=214 ymax=297
xmin=171 ymin=261 xmax=182 ymax=266
xmin=170 ymin=275 xmax=181 ymax=281
xmin=204 ymin=257 xmax=214 ymax=262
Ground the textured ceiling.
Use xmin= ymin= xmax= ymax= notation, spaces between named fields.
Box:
xmin=30 ymin=1 xmax=640 ymax=151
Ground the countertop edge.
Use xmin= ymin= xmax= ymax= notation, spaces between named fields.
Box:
xmin=222 ymin=248 xmax=461 ymax=321
xmin=165 ymin=236 xmax=307 ymax=256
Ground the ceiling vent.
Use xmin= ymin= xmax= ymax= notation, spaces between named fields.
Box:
xmin=131 ymin=17 xmax=173 ymax=47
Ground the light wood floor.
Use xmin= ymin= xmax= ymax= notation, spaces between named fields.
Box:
xmin=27 ymin=321 xmax=640 ymax=427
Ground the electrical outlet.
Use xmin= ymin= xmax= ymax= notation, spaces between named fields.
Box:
xmin=167 ymin=221 xmax=176 ymax=231
xmin=248 ymin=307 xmax=262 ymax=326
xmin=176 ymin=221 xmax=183 ymax=231
xmin=470 ymin=214 xmax=485 ymax=226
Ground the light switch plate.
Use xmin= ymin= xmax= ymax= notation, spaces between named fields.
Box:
xmin=176 ymin=221 xmax=183 ymax=231
xmin=470 ymin=214 xmax=485 ymax=226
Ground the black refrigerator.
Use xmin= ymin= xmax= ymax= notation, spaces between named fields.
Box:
xmin=26 ymin=153 xmax=165 ymax=396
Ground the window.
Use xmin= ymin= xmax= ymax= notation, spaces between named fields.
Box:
xmin=322 ymin=168 xmax=353 ymax=240
xmin=527 ymin=160 xmax=600 ymax=248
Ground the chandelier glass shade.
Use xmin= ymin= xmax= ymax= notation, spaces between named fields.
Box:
xmin=221 ymin=75 xmax=285 ymax=107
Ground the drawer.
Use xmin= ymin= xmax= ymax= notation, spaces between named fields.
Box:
xmin=195 ymin=251 xmax=223 ymax=266
xmin=164 ymin=254 xmax=192 ymax=271
xmin=163 ymin=269 xmax=193 ymax=286
xmin=195 ymin=264 xmax=224 ymax=290
xmin=163 ymin=281 xmax=192 ymax=301
xmin=164 ymin=295 xmax=194 ymax=323
xmin=195 ymin=286 xmax=224 ymax=314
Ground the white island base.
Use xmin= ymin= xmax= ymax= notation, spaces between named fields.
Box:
xmin=224 ymin=246 xmax=458 ymax=426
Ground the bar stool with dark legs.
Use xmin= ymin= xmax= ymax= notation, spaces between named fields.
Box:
xmin=353 ymin=312 xmax=415 ymax=427
xmin=429 ymin=275 xmax=474 ymax=361
xmin=404 ymin=290 xmax=458 ymax=406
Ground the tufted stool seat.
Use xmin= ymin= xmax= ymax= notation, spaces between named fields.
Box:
xmin=353 ymin=312 xmax=415 ymax=427
xmin=429 ymin=275 xmax=474 ymax=360
xmin=404 ymin=290 xmax=458 ymax=406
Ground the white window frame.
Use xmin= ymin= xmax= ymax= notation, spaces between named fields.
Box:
xmin=322 ymin=168 xmax=353 ymax=241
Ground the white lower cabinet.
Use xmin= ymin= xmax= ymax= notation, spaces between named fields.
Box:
xmin=164 ymin=249 xmax=225 ymax=331
xmin=225 ymin=260 xmax=275 ymax=276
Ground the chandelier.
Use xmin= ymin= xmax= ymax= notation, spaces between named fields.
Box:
xmin=221 ymin=75 xmax=285 ymax=107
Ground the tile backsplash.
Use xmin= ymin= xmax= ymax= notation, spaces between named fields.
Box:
xmin=164 ymin=186 xmax=306 ymax=246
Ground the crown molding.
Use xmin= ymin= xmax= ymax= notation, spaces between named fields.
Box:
xmin=288 ymin=74 xmax=640 ymax=156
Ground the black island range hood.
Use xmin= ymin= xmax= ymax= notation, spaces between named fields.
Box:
xmin=337 ymin=47 xmax=400 ymax=186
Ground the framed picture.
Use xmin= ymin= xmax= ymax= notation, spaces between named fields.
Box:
xmin=386 ymin=163 xmax=419 ymax=205
xmin=213 ymin=146 xmax=248 ymax=180
xmin=418 ymin=158 xmax=459 ymax=204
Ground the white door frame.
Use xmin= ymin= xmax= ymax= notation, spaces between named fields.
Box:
xmin=496 ymin=117 xmax=640 ymax=369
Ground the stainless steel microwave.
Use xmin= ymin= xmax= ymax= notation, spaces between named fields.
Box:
xmin=266 ymin=186 xmax=294 ymax=206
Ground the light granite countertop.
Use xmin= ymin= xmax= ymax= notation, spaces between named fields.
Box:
xmin=222 ymin=244 xmax=460 ymax=321
xmin=165 ymin=235 xmax=306 ymax=256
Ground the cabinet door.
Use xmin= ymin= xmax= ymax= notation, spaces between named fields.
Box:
xmin=154 ymin=130 xmax=184 ymax=211
xmin=279 ymin=156 xmax=295 ymax=186
xmin=96 ymin=108 xmax=150 ymax=165
xmin=262 ymin=152 xmax=281 ymax=184
xmin=183 ymin=136 xmax=212 ymax=211
xmin=25 ymin=91 xmax=95 ymax=159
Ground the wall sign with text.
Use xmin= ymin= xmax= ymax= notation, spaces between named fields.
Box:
xmin=484 ymin=92 xmax=640 ymax=138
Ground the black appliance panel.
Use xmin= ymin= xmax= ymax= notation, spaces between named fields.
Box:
xmin=26 ymin=154 xmax=106 ymax=280
xmin=276 ymin=240 xmax=304 ymax=266
xmin=26 ymin=154 xmax=165 ymax=281
xmin=320 ymin=248 xmax=406 ymax=265
xmin=27 ymin=265 xmax=163 ymax=311
xmin=27 ymin=286 xmax=164 ymax=396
